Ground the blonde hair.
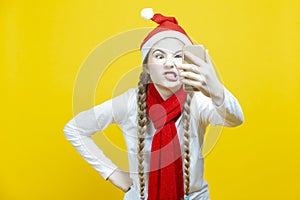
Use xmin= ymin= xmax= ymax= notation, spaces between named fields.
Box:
xmin=137 ymin=67 xmax=194 ymax=197
xmin=137 ymin=71 xmax=149 ymax=198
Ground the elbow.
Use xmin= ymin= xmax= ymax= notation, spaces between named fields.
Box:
xmin=236 ymin=108 xmax=245 ymax=126
xmin=63 ymin=123 xmax=69 ymax=137
xmin=223 ymin=112 xmax=244 ymax=127
xmin=63 ymin=119 xmax=77 ymax=141
xmin=230 ymin=113 xmax=244 ymax=127
xmin=239 ymin=114 xmax=244 ymax=125
xmin=63 ymin=123 xmax=71 ymax=141
xmin=234 ymin=116 xmax=244 ymax=126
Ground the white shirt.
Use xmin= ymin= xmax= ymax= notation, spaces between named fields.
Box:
xmin=63 ymin=87 xmax=244 ymax=200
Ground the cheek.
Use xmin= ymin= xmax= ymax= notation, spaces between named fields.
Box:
xmin=147 ymin=63 xmax=160 ymax=74
xmin=174 ymin=58 xmax=182 ymax=66
xmin=147 ymin=66 xmax=161 ymax=81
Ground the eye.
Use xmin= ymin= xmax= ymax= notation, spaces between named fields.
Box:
xmin=155 ymin=53 xmax=164 ymax=59
xmin=175 ymin=54 xmax=182 ymax=58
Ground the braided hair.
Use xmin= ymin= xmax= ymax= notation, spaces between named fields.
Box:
xmin=137 ymin=71 xmax=150 ymax=198
xmin=137 ymin=64 xmax=194 ymax=197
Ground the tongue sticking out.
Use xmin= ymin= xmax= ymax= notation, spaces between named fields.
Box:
xmin=165 ymin=72 xmax=178 ymax=81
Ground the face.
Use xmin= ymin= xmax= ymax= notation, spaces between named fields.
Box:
xmin=145 ymin=38 xmax=184 ymax=98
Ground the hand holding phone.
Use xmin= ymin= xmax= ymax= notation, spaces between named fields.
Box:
xmin=182 ymin=45 xmax=206 ymax=92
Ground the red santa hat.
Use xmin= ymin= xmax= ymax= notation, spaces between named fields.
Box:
xmin=140 ymin=8 xmax=193 ymax=62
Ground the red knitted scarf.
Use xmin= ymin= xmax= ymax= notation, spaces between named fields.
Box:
xmin=147 ymin=83 xmax=187 ymax=200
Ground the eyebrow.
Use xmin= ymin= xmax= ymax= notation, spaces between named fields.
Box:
xmin=152 ymin=49 xmax=182 ymax=55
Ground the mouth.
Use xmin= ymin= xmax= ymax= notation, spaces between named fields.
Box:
xmin=164 ymin=71 xmax=178 ymax=81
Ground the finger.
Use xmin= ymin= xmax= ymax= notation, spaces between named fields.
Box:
xmin=180 ymin=71 xmax=205 ymax=82
xmin=181 ymin=79 xmax=211 ymax=97
xmin=184 ymin=51 xmax=206 ymax=66
xmin=181 ymin=78 xmax=207 ymax=90
xmin=179 ymin=63 xmax=201 ymax=74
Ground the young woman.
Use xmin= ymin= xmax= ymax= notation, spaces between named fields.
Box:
xmin=64 ymin=8 xmax=244 ymax=200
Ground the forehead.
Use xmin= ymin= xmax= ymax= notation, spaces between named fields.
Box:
xmin=151 ymin=38 xmax=184 ymax=53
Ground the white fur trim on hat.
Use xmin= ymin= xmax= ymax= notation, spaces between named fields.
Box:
xmin=141 ymin=30 xmax=193 ymax=62
xmin=141 ymin=8 xmax=154 ymax=20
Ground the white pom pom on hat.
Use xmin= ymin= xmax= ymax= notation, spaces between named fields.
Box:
xmin=139 ymin=8 xmax=193 ymax=62
xmin=141 ymin=8 xmax=154 ymax=20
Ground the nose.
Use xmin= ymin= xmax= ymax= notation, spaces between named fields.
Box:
xmin=164 ymin=56 xmax=175 ymax=68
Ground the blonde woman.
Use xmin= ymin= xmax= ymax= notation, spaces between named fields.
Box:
xmin=64 ymin=8 xmax=244 ymax=200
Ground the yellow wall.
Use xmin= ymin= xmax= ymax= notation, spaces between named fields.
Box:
xmin=1 ymin=0 xmax=299 ymax=199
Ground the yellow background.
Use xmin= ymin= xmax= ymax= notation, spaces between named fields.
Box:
xmin=1 ymin=0 xmax=299 ymax=199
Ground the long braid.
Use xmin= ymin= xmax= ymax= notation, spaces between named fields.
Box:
xmin=136 ymin=68 xmax=193 ymax=198
xmin=137 ymin=71 xmax=149 ymax=199
xmin=182 ymin=92 xmax=194 ymax=196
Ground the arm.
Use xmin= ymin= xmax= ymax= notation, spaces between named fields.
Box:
xmin=178 ymin=50 xmax=244 ymax=127
xmin=195 ymin=86 xmax=244 ymax=127
xmin=63 ymin=99 xmax=118 ymax=180
xmin=63 ymin=89 xmax=135 ymax=191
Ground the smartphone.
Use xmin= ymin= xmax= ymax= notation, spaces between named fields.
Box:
xmin=182 ymin=44 xmax=206 ymax=92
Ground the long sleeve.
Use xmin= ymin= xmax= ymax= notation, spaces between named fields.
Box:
xmin=195 ymin=86 xmax=244 ymax=127
xmin=63 ymin=89 xmax=135 ymax=180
